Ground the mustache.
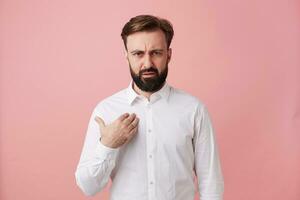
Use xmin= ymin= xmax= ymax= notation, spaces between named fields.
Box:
xmin=139 ymin=67 xmax=158 ymax=75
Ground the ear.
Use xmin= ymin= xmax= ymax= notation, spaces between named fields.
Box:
xmin=167 ymin=48 xmax=172 ymax=63
xmin=123 ymin=49 xmax=129 ymax=65
xmin=123 ymin=49 xmax=128 ymax=58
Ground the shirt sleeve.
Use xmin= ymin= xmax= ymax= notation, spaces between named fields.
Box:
xmin=193 ymin=104 xmax=224 ymax=200
xmin=75 ymin=104 xmax=119 ymax=196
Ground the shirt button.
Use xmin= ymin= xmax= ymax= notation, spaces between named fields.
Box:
xmin=150 ymin=181 xmax=154 ymax=185
xmin=148 ymin=129 xmax=152 ymax=133
xmin=149 ymin=154 xmax=152 ymax=158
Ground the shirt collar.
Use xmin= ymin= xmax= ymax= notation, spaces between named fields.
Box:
xmin=126 ymin=80 xmax=171 ymax=105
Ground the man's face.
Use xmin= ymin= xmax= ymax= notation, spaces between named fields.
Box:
xmin=125 ymin=29 xmax=172 ymax=92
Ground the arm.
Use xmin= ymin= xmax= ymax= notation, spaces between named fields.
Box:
xmin=75 ymin=105 xmax=119 ymax=196
xmin=193 ymin=104 xmax=224 ymax=200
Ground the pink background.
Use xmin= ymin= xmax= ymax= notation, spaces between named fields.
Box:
xmin=1 ymin=0 xmax=299 ymax=199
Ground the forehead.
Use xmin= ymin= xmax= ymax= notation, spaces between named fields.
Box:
xmin=126 ymin=29 xmax=167 ymax=51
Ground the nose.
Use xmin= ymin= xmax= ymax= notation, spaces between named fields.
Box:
xmin=142 ymin=54 xmax=154 ymax=69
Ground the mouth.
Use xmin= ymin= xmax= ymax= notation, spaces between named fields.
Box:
xmin=142 ymin=72 xmax=157 ymax=78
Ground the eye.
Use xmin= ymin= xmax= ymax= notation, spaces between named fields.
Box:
xmin=152 ymin=51 xmax=162 ymax=56
xmin=133 ymin=52 xmax=143 ymax=57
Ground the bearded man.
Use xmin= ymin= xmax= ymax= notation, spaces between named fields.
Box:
xmin=75 ymin=14 xmax=224 ymax=200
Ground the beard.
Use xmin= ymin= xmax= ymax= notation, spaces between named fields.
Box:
xmin=129 ymin=63 xmax=168 ymax=92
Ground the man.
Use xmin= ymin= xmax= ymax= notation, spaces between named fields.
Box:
xmin=75 ymin=15 xmax=224 ymax=200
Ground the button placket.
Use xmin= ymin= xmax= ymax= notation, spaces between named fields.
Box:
xmin=145 ymin=102 xmax=155 ymax=199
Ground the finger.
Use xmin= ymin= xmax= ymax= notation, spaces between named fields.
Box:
xmin=127 ymin=126 xmax=138 ymax=140
xmin=128 ymin=117 xmax=139 ymax=131
xmin=131 ymin=117 xmax=139 ymax=127
xmin=123 ymin=113 xmax=136 ymax=126
xmin=94 ymin=116 xmax=105 ymax=128
xmin=117 ymin=113 xmax=130 ymax=122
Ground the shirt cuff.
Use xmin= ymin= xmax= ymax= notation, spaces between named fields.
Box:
xmin=95 ymin=140 xmax=119 ymax=161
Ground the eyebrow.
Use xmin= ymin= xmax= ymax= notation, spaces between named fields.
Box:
xmin=130 ymin=49 xmax=164 ymax=54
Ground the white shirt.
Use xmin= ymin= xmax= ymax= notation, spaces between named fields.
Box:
xmin=75 ymin=81 xmax=224 ymax=200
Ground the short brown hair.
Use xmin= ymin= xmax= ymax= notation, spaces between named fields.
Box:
xmin=121 ymin=15 xmax=174 ymax=50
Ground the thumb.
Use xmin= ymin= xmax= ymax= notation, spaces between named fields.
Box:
xmin=94 ymin=116 xmax=105 ymax=128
